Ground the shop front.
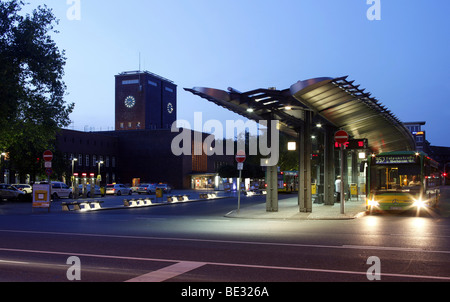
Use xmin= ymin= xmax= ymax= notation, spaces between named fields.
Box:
xmin=190 ymin=173 xmax=223 ymax=190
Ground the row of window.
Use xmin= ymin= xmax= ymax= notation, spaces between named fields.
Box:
xmin=122 ymin=79 xmax=174 ymax=93
xmin=65 ymin=153 xmax=116 ymax=168
xmin=62 ymin=136 xmax=117 ymax=148
xmin=118 ymin=122 xmax=173 ymax=130
xmin=119 ymin=122 xmax=142 ymax=129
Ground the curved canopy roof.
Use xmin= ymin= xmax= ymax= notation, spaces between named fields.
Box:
xmin=185 ymin=76 xmax=415 ymax=153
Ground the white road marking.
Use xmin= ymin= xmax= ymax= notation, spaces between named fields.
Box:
xmin=0 ymin=229 xmax=449 ymax=254
xmin=0 ymin=259 xmax=30 ymax=265
xmin=0 ymin=247 xmax=449 ymax=281
xmin=125 ymin=261 xmax=206 ymax=282
xmin=195 ymin=219 xmax=230 ymax=223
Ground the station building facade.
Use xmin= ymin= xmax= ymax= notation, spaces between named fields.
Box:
xmin=55 ymin=71 xmax=234 ymax=189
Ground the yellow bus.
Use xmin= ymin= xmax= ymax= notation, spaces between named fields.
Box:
xmin=366 ymin=151 xmax=441 ymax=213
xmin=278 ymin=171 xmax=298 ymax=192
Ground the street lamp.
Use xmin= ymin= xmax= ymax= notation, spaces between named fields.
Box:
xmin=1 ymin=152 xmax=7 ymax=184
xmin=71 ymin=158 xmax=78 ymax=189
xmin=97 ymin=161 xmax=104 ymax=186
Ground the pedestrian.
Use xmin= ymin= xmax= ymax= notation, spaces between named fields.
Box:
xmin=335 ymin=175 xmax=341 ymax=203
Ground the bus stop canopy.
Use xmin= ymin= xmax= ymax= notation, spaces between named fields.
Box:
xmin=185 ymin=76 xmax=415 ymax=154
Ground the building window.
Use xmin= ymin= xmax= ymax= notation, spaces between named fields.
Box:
xmin=106 ymin=156 xmax=110 ymax=168
xmin=112 ymin=157 xmax=116 ymax=168
xmin=78 ymin=154 xmax=83 ymax=166
xmin=86 ymin=154 xmax=90 ymax=167
xmin=93 ymin=155 xmax=97 ymax=167
xmin=122 ymin=79 xmax=139 ymax=85
xmin=120 ymin=123 xmax=124 ymax=129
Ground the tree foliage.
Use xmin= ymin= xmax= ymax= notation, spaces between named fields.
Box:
xmin=0 ymin=0 xmax=73 ymax=181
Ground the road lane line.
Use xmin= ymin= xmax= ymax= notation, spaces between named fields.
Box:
xmin=0 ymin=229 xmax=449 ymax=254
xmin=125 ymin=261 xmax=206 ymax=282
xmin=0 ymin=247 xmax=449 ymax=281
xmin=195 ymin=219 xmax=230 ymax=222
xmin=0 ymin=259 xmax=30 ymax=265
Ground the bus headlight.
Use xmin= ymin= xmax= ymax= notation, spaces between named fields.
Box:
xmin=368 ymin=199 xmax=379 ymax=207
xmin=413 ymin=199 xmax=426 ymax=209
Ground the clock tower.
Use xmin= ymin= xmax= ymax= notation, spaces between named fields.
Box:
xmin=115 ymin=71 xmax=177 ymax=131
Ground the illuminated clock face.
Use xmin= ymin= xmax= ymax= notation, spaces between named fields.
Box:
xmin=124 ymin=96 xmax=136 ymax=108
xmin=167 ymin=102 xmax=174 ymax=114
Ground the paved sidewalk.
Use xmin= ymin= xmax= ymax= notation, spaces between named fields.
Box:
xmin=225 ymin=196 xmax=367 ymax=220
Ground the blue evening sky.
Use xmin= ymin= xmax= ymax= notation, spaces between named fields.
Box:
xmin=24 ymin=0 xmax=450 ymax=146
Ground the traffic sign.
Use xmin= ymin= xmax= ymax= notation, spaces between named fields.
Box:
xmin=237 ymin=163 xmax=244 ymax=171
xmin=235 ymin=150 xmax=246 ymax=163
xmin=45 ymin=168 xmax=53 ymax=177
xmin=43 ymin=150 xmax=53 ymax=162
xmin=335 ymin=130 xmax=349 ymax=144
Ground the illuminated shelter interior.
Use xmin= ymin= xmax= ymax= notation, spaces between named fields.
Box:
xmin=185 ymin=77 xmax=414 ymax=154
xmin=289 ymin=77 xmax=415 ymax=154
xmin=185 ymin=76 xmax=415 ymax=213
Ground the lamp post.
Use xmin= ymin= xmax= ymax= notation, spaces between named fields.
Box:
xmin=97 ymin=160 xmax=104 ymax=186
xmin=1 ymin=153 xmax=7 ymax=184
xmin=71 ymin=158 xmax=78 ymax=189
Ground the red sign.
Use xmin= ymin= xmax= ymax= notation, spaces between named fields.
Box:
xmin=335 ymin=131 xmax=349 ymax=144
xmin=235 ymin=150 xmax=246 ymax=163
xmin=43 ymin=150 xmax=53 ymax=162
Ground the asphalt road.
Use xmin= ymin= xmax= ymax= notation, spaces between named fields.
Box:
xmin=0 ymin=188 xmax=449 ymax=291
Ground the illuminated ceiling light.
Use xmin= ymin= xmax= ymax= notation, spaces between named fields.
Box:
xmin=285 ymin=106 xmax=292 ymax=111
xmin=287 ymin=142 xmax=296 ymax=151
xmin=247 ymin=108 xmax=254 ymax=113
xmin=316 ymin=123 xmax=322 ymax=128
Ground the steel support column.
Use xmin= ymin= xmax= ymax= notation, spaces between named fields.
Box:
xmin=266 ymin=165 xmax=278 ymax=212
xmin=299 ymin=111 xmax=312 ymax=213
xmin=324 ymin=125 xmax=335 ymax=205
xmin=265 ymin=114 xmax=278 ymax=212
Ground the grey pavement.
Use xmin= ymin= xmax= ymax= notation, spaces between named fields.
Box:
xmin=1 ymin=190 xmax=368 ymax=220
xmin=225 ymin=196 xmax=367 ymax=220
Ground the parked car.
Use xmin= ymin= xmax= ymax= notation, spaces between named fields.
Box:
xmin=12 ymin=184 xmax=33 ymax=194
xmin=76 ymin=184 xmax=104 ymax=198
xmin=0 ymin=184 xmax=26 ymax=201
xmin=156 ymin=183 xmax=172 ymax=193
xmin=50 ymin=182 xmax=73 ymax=199
xmin=105 ymin=184 xmax=132 ymax=196
xmin=137 ymin=183 xmax=156 ymax=195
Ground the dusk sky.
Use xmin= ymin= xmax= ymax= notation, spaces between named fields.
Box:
xmin=24 ymin=0 xmax=450 ymax=147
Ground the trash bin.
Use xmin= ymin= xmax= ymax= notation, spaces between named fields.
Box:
xmin=350 ymin=184 xmax=358 ymax=196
